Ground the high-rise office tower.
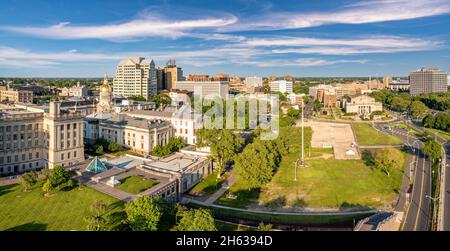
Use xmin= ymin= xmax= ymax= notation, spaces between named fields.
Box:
xmin=409 ymin=67 xmax=448 ymax=96
xmin=164 ymin=60 xmax=184 ymax=90
xmin=156 ymin=67 xmax=166 ymax=91
xmin=113 ymin=57 xmax=157 ymax=100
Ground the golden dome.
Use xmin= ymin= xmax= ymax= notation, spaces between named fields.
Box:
xmin=100 ymin=84 xmax=110 ymax=93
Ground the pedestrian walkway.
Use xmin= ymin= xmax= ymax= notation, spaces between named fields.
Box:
xmin=203 ymin=175 xmax=236 ymax=205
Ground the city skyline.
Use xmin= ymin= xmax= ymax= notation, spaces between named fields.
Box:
xmin=1 ymin=0 xmax=450 ymax=77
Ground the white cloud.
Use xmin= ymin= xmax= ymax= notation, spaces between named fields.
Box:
xmin=241 ymin=58 xmax=367 ymax=67
xmin=244 ymin=36 xmax=442 ymax=55
xmin=222 ymin=0 xmax=450 ymax=31
xmin=1 ymin=15 xmax=238 ymax=40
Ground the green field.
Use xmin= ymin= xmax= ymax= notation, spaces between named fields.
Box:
xmin=0 ymin=183 xmax=122 ymax=231
xmin=116 ymin=176 xmax=159 ymax=194
xmin=217 ymin=125 xmax=405 ymax=210
xmin=189 ymin=171 xmax=228 ymax=196
xmin=352 ymin=124 xmax=403 ymax=146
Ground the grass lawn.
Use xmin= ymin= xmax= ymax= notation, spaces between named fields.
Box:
xmin=189 ymin=171 xmax=229 ymax=196
xmin=116 ymin=176 xmax=159 ymax=194
xmin=217 ymin=126 xmax=405 ymax=210
xmin=426 ymin=128 xmax=450 ymax=141
xmin=352 ymin=124 xmax=403 ymax=145
xmin=0 ymin=183 xmax=122 ymax=231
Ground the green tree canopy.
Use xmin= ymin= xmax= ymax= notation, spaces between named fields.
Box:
xmin=196 ymin=129 xmax=244 ymax=177
xmin=151 ymin=93 xmax=172 ymax=108
xmin=423 ymin=139 xmax=442 ymax=164
xmin=19 ymin=171 xmax=38 ymax=191
xmin=409 ymin=101 xmax=430 ymax=119
xmin=125 ymin=196 xmax=163 ymax=231
xmin=48 ymin=166 xmax=70 ymax=188
xmin=173 ymin=207 xmax=217 ymax=231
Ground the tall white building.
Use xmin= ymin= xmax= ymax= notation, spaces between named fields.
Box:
xmin=175 ymin=81 xmax=229 ymax=99
xmin=244 ymin=76 xmax=262 ymax=93
xmin=409 ymin=67 xmax=448 ymax=96
xmin=113 ymin=57 xmax=157 ymax=100
xmin=270 ymin=80 xmax=293 ymax=94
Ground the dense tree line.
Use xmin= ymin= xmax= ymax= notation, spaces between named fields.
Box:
xmin=422 ymin=113 xmax=450 ymax=132
xmin=85 ymin=196 xmax=217 ymax=231
xmin=234 ymin=137 xmax=288 ymax=189
xmin=152 ymin=137 xmax=186 ymax=157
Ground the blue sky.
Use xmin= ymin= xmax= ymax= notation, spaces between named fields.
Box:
xmin=0 ymin=0 xmax=450 ymax=77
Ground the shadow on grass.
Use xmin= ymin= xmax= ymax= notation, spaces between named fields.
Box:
xmin=0 ymin=184 xmax=16 ymax=196
xmin=264 ymin=196 xmax=287 ymax=210
xmin=5 ymin=222 xmax=47 ymax=231
xmin=361 ymin=150 xmax=375 ymax=167
xmin=339 ymin=202 xmax=373 ymax=211
xmin=217 ymin=188 xmax=261 ymax=208
xmin=106 ymin=210 xmax=130 ymax=231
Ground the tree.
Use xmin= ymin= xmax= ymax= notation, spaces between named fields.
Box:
xmin=423 ymin=114 xmax=436 ymax=128
xmin=125 ymin=196 xmax=163 ymax=231
xmin=423 ymin=139 xmax=442 ymax=164
xmin=409 ymin=101 xmax=429 ymax=119
xmin=42 ymin=179 xmax=53 ymax=194
xmin=257 ymin=222 xmax=273 ymax=231
xmin=173 ymin=207 xmax=217 ymax=231
xmin=234 ymin=139 xmax=285 ymax=189
xmin=19 ymin=171 xmax=38 ymax=191
xmin=85 ymin=215 xmax=108 ymax=231
xmin=48 ymin=166 xmax=69 ymax=188
xmin=390 ymin=96 xmax=411 ymax=111
xmin=85 ymin=200 xmax=109 ymax=231
xmin=373 ymin=149 xmax=398 ymax=176
xmin=96 ymin=145 xmax=104 ymax=154
xmin=196 ymin=129 xmax=244 ymax=178
xmin=151 ymin=93 xmax=172 ymax=108
xmin=108 ymin=141 xmax=121 ymax=152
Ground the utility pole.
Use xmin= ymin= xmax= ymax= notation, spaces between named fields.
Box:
xmin=301 ymin=98 xmax=305 ymax=167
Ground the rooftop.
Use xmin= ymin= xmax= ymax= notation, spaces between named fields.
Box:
xmin=100 ymin=114 xmax=171 ymax=130
xmin=143 ymin=152 xmax=206 ymax=173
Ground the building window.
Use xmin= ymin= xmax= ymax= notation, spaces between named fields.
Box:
xmin=74 ymin=151 xmax=77 ymax=158
xmin=61 ymin=154 xmax=64 ymax=160
xmin=68 ymin=152 xmax=71 ymax=159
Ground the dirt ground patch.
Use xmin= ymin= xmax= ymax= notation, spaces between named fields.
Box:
xmin=299 ymin=121 xmax=360 ymax=160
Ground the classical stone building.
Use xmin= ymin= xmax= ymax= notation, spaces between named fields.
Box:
xmin=44 ymin=101 xmax=85 ymax=169
xmin=0 ymin=101 xmax=85 ymax=176
xmin=343 ymin=95 xmax=383 ymax=115
xmin=0 ymin=89 xmax=34 ymax=104
xmin=97 ymin=74 xmax=113 ymax=112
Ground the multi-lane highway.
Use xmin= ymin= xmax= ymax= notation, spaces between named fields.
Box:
xmin=374 ymin=123 xmax=432 ymax=231
xmin=407 ymin=123 xmax=450 ymax=231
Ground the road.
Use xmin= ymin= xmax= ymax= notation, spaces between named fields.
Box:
xmin=374 ymin=123 xmax=433 ymax=231
xmin=407 ymin=123 xmax=450 ymax=231
xmin=303 ymin=96 xmax=314 ymax=119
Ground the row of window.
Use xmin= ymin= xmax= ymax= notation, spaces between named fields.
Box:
xmin=0 ymin=123 xmax=39 ymax=133
xmin=60 ymin=151 xmax=78 ymax=161
xmin=0 ymin=162 xmax=40 ymax=174
xmin=0 ymin=152 xmax=40 ymax=164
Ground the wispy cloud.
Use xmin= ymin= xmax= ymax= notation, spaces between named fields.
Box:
xmin=0 ymin=45 xmax=366 ymax=69
xmin=1 ymin=15 xmax=238 ymax=40
xmin=240 ymin=58 xmax=367 ymax=67
xmin=223 ymin=0 xmax=450 ymax=31
xmin=244 ymin=36 xmax=442 ymax=55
